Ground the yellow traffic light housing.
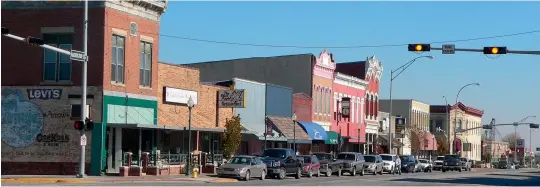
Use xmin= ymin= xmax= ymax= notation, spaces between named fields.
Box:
xmin=483 ymin=47 xmax=507 ymax=54
xmin=408 ymin=44 xmax=430 ymax=52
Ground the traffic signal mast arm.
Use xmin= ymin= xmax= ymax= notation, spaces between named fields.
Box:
xmin=431 ymin=47 xmax=540 ymax=55
xmin=2 ymin=31 xmax=71 ymax=56
xmin=457 ymin=122 xmax=539 ymax=133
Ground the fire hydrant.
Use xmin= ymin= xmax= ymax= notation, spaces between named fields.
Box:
xmin=192 ymin=167 xmax=199 ymax=178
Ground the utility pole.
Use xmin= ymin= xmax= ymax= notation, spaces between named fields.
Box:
xmin=77 ymin=0 xmax=89 ymax=178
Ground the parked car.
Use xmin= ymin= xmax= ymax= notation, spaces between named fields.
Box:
xmin=260 ymin=148 xmax=302 ymax=179
xmin=336 ymin=152 xmax=365 ymax=176
xmin=433 ymin=156 xmax=445 ymax=171
xmin=363 ymin=155 xmax=384 ymax=175
xmin=217 ymin=155 xmax=267 ymax=181
xmin=399 ymin=155 xmax=418 ymax=173
xmin=298 ymin=155 xmax=321 ymax=177
xmin=313 ymin=152 xmax=343 ymax=177
xmin=417 ymin=159 xmax=432 ymax=172
xmin=497 ymin=160 xmax=509 ymax=169
xmin=460 ymin=157 xmax=472 ymax=171
xmin=379 ymin=154 xmax=398 ymax=174
xmin=442 ymin=154 xmax=461 ymax=172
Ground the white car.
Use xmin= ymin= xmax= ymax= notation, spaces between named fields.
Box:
xmin=417 ymin=159 xmax=433 ymax=172
xmin=379 ymin=154 xmax=399 ymax=174
xmin=433 ymin=156 xmax=445 ymax=170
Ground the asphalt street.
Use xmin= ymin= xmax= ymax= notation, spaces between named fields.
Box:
xmin=5 ymin=169 xmax=539 ymax=186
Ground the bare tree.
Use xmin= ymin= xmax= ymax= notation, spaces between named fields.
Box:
xmin=501 ymin=133 xmax=521 ymax=147
xmin=406 ymin=124 xmax=430 ymax=157
xmin=436 ymin=136 xmax=449 ymax=155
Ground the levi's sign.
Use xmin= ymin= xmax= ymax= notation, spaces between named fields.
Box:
xmin=218 ymin=90 xmax=245 ymax=108
xmin=27 ymin=89 xmax=62 ymax=100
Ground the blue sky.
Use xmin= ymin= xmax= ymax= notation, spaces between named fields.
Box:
xmin=158 ymin=1 xmax=540 ymax=150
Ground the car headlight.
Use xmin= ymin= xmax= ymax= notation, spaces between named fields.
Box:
xmin=370 ymin=164 xmax=376 ymax=168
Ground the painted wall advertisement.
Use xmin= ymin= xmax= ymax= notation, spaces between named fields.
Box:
xmin=1 ymin=86 xmax=102 ymax=163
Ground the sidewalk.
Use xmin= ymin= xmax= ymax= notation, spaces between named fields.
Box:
xmin=1 ymin=174 xmax=238 ymax=184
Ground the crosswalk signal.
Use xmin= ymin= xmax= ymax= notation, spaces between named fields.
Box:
xmin=74 ymin=120 xmax=85 ymax=131
xmin=84 ymin=118 xmax=94 ymax=131
xmin=408 ymin=44 xmax=431 ymax=52
xmin=483 ymin=47 xmax=507 ymax=54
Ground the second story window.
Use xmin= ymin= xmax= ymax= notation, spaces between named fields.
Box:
xmin=111 ymin=35 xmax=125 ymax=84
xmin=140 ymin=41 xmax=152 ymax=87
xmin=43 ymin=34 xmax=72 ymax=82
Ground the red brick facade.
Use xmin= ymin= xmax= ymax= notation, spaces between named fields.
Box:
xmin=292 ymin=93 xmax=313 ymax=122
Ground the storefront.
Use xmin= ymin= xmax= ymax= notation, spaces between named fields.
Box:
xmin=267 ymin=116 xmax=312 ymax=154
xmin=297 ymin=121 xmax=328 ymax=153
xmin=325 ymin=131 xmax=344 ymax=154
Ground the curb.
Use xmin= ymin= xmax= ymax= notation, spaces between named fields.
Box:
xmin=208 ymin=178 xmax=239 ymax=183
xmin=1 ymin=178 xmax=96 ymax=184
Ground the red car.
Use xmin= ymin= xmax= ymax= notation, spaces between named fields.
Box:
xmin=298 ymin=155 xmax=321 ymax=177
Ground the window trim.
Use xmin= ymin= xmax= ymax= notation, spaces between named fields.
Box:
xmin=42 ymin=33 xmax=73 ymax=83
xmin=139 ymin=41 xmax=152 ymax=87
xmin=111 ymin=34 xmax=126 ymax=84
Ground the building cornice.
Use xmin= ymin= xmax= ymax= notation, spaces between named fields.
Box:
xmin=105 ymin=0 xmax=167 ymax=21
xmin=334 ymin=73 xmax=369 ymax=90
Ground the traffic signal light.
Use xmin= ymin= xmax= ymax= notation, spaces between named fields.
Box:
xmin=25 ymin=36 xmax=44 ymax=46
xmin=85 ymin=118 xmax=94 ymax=131
xmin=530 ymin=123 xmax=539 ymax=129
xmin=483 ymin=47 xmax=507 ymax=54
xmin=1 ymin=27 xmax=8 ymax=35
xmin=74 ymin=120 xmax=85 ymax=131
xmin=408 ymin=44 xmax=431 ymax=52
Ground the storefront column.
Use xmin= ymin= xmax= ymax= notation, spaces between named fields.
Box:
xmin=114 ymin=127 xmax=123 ymax=171
xmin=138 ymin=129 xmax=142 ymax=165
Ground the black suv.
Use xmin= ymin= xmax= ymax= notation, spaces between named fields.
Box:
xmin=261 ymin=148 xmax=302 ymax=179
xmin=399 ymin=155 xmax=419 ymax=173
xmin=442 ymin=154 xmax=461 ymax=172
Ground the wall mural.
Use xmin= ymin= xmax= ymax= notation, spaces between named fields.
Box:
xmin=1 ymin=86 xmax=102 ymax=163
xmin=1 ymin=88 xmax=45 ymax=148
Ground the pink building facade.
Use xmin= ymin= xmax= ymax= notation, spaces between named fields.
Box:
xmin=332 ymin=73 xmax=369 ymax=153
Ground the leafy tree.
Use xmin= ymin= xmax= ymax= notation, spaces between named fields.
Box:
xmin=221 ymin=114 xmax=242 ymax=159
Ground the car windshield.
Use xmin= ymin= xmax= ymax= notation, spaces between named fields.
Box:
xmin=436 ymin=157 xmax=445 ymax=161
xmin=227 ymin=157 xmax=251 ymax=165
xmin=314 ymin=154 xmax=332 ymax=161
xmin=460 ymin=158 xmax=467 ymax=161
xmin=261 ymin=149 xmax=286 ymax=158
xmin=337 ymin=154 xmax=355 ymax=160
xmin=399 ymin=156 xmax=409 ymax=161
xmin=297 ymin=156 xmax=311 ymax=163
xmin=364 ymin=156 xmax=376 ymax=162
xmin=419 ymin=160 xmax=428 ymax=163
xmin=444 ymin=155 xmax=459 ymax=160
xmin=380 ymin=155 xmax=393 ymax=161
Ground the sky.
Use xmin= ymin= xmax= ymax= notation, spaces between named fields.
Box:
xmin=158 ymin=1 xmax=540 ymax=150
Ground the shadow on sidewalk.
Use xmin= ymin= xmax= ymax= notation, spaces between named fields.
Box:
xmin=390 ymin=174 xmax=540 ymax=186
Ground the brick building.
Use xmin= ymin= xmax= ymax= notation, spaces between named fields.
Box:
xmin=1 ymin=1 xmax=167 ymax=175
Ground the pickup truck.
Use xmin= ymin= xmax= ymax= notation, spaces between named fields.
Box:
xmin=313 ymin=152 xmax=343 ymax=177
xmin=336 ymin=152 xmax=365 ymax=176
xmin=260 ymin=148 xmax=302 ymax=179
xmin=433 ymin=156 xmax=445 ymax=170
xmin=460 ymin=157 xmax=472 ymax=171
xmin=442 ymin=154 xmax=461 ymax=172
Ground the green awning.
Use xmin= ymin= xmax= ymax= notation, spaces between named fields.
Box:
xmin=325 ymin=131 xmax=344 ymax=145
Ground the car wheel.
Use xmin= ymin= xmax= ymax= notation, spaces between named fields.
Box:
xmin=351 ymin=167 xmax=356 ymax=176
xmin=308 ymin=169 xmax=313 ymax=178
xmin=442 ymin=169 xmax=446 ymax=172
xmin=458 ymin=168 xmax=462 ymax=172
xmin=326 ymin=170 xmax=332 ymax=177
xmin=244 ymin=171 xmax=250 ymax=181
xmin=278 ymin=169 xmax=286 ymax=180
xmin=295 ymin=168 xmax=301 ymax=179
xmin=260 ymin=170 xmax=266 ymax=180
xmin=360 ymin=168 xmax=364 ymax=176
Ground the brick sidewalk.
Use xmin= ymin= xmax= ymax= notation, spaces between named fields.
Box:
xmin=1 ymin=174 xmax=237 ymax=184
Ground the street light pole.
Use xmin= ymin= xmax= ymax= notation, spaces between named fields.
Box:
xmin=77 ymin=0 xmax=89 ymax=178
xmin=452 ymin=82 xmax=480 ymax=155
xmin=186 ymin=96 xmax=194 ymax=176
xmin=515 ymin=116 xmax=536 ymax=164
xmin=292 ymin=113 xmax=297 ymax=154
xmin=443 ymin=96 xmax=450 ymax=154
xmin=388 ymin=55 xmax=434 ymax=154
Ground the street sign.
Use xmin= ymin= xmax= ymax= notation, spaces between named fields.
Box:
xmin=80 ymin=134 xmax=87 ymax=146
xmin=70 ymin=50 xmax=88 ymax=62
xmin=442 ymin=44 xmax=455 ymax=54
xmin=536 ymin=147 xmax=540 ymax=151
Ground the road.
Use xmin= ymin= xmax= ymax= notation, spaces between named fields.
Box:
xmin=4 ymin=169 xmax=539 ymax=186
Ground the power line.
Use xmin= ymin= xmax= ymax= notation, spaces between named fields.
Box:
xmin=113 ymin=25 xmax=539 ymax=49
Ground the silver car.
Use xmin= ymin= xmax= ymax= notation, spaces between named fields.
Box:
xmin=217 ymin=155 xmax=267 ymax=181
xmin=363 ymin=155 xmax=383 ymax=175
